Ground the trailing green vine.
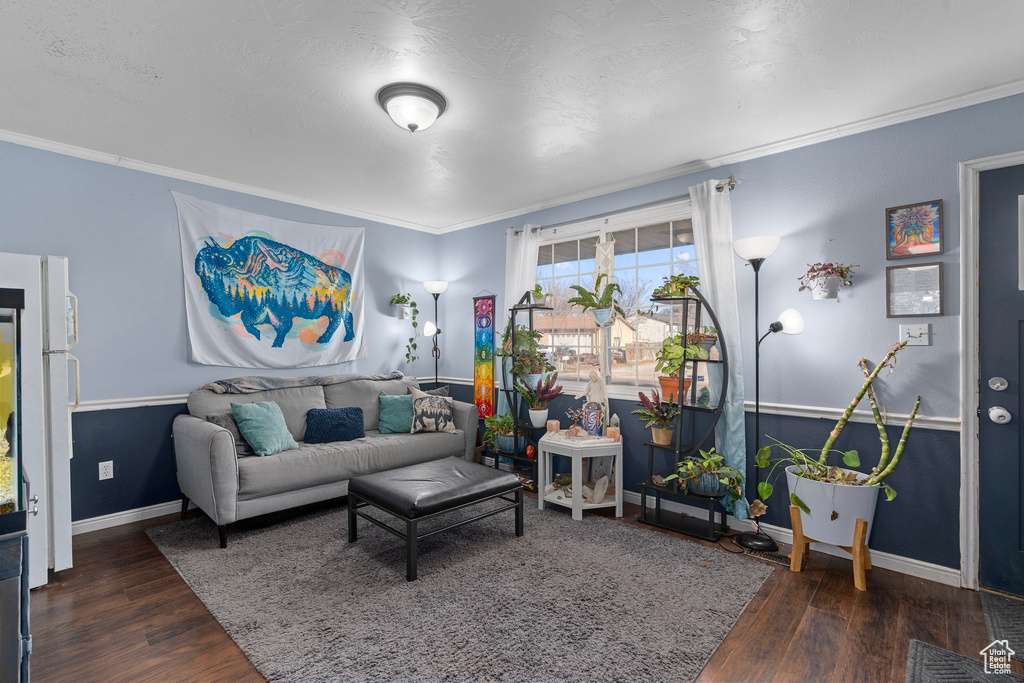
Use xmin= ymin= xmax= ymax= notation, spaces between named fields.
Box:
xmin=389 ymin=293 xmax=419 ymax=364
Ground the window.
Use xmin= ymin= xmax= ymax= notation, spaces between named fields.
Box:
xmin=532 ymin=200 xmax=701 ymax=398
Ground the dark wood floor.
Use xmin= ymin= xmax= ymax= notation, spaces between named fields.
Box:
xmin=30 ymin=500 xmax=1015 ymax=683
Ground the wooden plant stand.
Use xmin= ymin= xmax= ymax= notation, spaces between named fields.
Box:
xmin=788 ymin=505 xmax=872 ymax=591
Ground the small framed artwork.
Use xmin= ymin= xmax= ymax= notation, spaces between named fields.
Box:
xmin=886 ymin=199 xmax=943 ymax=259
xmin=886 ymin=262 xmax=943 ymax=317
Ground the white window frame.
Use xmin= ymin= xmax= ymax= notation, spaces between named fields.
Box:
xmin=536 ymin=199 xmax=693 ymax=401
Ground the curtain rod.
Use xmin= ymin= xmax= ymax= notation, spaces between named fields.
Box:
xmin=513 ymin=175 xmax=740 ymax=235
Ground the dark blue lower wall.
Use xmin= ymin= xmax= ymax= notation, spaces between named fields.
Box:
xmin=71 ymin=404 xmax=187 ymax=521
xmin=466 ymin=386 xmax=960 ymax=570
xmin=72 ymin=385 xmax=959 ymax=569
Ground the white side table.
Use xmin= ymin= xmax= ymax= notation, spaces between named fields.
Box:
xmin=537 ymin=431 xmax=623 ymax=521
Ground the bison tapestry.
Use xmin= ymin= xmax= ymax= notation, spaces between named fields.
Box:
xmin=173 ymin=192 xmax=366 ymax=368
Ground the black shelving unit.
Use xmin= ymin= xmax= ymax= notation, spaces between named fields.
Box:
xmin=492 ymin=291 xmax=552 ymax=481
xmin=638 ymin=288 xmax=731 ymax=541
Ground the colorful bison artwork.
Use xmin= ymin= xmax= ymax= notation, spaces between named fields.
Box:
xmin=195 ymin=236 xmax=354 ymax=348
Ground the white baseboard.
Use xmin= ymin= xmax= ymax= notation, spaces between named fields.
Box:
xmin=621 ymin=491 xmax=962 ymax=588
xmin=71 ymin=499 xmax=188 ymax=536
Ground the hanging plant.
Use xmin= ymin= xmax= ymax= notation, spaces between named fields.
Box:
xmin=389 ymin=293 xmax=419 ymax=363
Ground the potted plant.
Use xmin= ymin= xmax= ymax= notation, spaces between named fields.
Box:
xmin=499 ymin=324 xmax=555 ymax=385
xmin=685 ymin=325 xmax=719 ymax=353
xmin=483 ymin=412 xmax=526 ymax=454
xmin=652 ymin=273 xmax=700 ymax=299
xmin=798 ymin=262 xmax=859 ymax=301
xmin=754 ymin=341 xmax=920 ymax=546
xmin=567 ymin=273 xmax=625 ymax=327
xmin=654 ymin=333 xmax=710 ymax=399
xmin=388 ymin=293 xmax=419 ymax=363
xmin=632 ymin=388 xmax=680 ymax=446
xmin=530 ymin=284 xmax=553 ymax=308
xmin=515 ymin=373 xmax=564 ymax=427
xmin=664 ymin=447 xmax=744 ymax=505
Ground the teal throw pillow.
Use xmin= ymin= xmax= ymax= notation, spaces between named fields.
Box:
xmin=230 ymin=401 xmax=299 ymax=456
xmin=378 ymin=392 xmax=414 ymax=434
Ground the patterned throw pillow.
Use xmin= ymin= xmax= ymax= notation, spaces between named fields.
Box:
xmin=230 ymin=401 xmax=299 ymax=456
xmin=378 ymin=392 xmax=414 ymax=434
xmin=304 ymin=407 xmax=364 ymax=444
xmin=410 ymin=387 xmax=456 ymax=434
xmin=205 ymin=412 xmax=256 ymax=457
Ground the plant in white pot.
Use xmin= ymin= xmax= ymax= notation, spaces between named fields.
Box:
xmin=798 ymin=262 xmax=859 ymax=301
xmin=515 ymin=373 xmax=564 ymax=427
xmin=566 ymin=273 xmax=625 ymax=327
xmin=388 ymin=293 xmax=419 ymax=363
xmin=755 ymin=341 xmax=920 ymax=546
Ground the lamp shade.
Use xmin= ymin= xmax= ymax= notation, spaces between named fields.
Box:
xmin=733 ymin=235 xmax=781 ymax=261
xmin=423 ymin=321 xmax=438 ymax=337
xmin=423 ymin=280 xmax=448 ymax=295
xmin=775 ymin=308 xmax=805 ymax=335
xmin=377 ymin=83 xmax=447 ymax=133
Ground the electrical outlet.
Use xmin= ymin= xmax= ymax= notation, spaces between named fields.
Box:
xmin=99 ymin=461 xmax=113 ymax=480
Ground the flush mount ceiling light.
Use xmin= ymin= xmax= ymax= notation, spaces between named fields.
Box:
xmin=376 ymin=82 xmax=447 ymax=133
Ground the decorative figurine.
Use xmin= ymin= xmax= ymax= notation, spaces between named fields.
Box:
xmin=575 ymin=370 xmax=609 ymax=428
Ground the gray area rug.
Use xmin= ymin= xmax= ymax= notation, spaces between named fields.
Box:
xmin=905 ymin=640 xmax=1024 ymax=682
xmin=148 ymin=502 xmax=771 ymax=683
xmin=982 ymin=591 xmax=1024 ymax=662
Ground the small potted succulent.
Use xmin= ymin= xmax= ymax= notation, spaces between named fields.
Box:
xmin=652 ymin=273 xmax=700 ymax=299
xmin=530 ymin=284 xmax=553 ymax=308
xmin=798 ymin=262 xmax=859 ymax=301
xmin=515 ymin=373 xmax=564 ymax=427
xmin=567 ymin=273 xmax=625 ymax=327
xmin=664 ymin=447 xmax=744 ymax=505
xmin=632 ymin=388 xmax=680 ymax=446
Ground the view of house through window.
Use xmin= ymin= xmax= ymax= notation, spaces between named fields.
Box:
xmin=533 ymin=208 xmax=702 ymax=391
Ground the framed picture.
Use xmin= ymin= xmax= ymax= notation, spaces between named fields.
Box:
xmin=886 ymin=262 xmax=943 ymax=317
xmin=886 ymin=199 xmax=943 ymax=259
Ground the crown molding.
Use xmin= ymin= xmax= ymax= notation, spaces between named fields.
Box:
xmin=0 ymin=129 xmax=438 ymax=234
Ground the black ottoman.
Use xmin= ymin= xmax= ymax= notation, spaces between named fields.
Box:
xmin=347 ymin=457 xmax=523 ymax=580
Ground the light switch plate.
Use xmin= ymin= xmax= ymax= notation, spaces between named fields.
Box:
xmin=900 ymin=324 xmax=930 ymax=346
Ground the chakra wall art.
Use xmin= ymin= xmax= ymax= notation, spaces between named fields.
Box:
xmin=473 ymin=295 xmax=495 ymax=418
xmin=886 ymin=199 xmax=943 ymax=259
xmin=173 ymin=192 xmax=366 ymax=368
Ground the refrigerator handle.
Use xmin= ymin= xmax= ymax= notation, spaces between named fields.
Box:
xmin=67 ymin=292 xmax=79 ymax=350
xmin=68 ymin=353 xmax=80 ymax=412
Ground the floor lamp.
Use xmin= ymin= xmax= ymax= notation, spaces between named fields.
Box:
xmin=423 ymin=280 xmax=448 ymax=386
xmin=733 ymin=236 xmax=786 ymax=552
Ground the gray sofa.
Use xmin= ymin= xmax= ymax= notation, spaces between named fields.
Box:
xmin=172 ymin=374 xmax=478 ymax=547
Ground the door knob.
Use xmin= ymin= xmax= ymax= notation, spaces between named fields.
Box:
xmin=989 ymin=406 xmax=1011 ymax=424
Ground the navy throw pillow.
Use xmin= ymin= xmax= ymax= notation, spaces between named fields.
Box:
xmin=304 ymin=407 xmax=365 ymax=444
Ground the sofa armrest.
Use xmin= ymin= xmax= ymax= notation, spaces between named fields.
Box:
xmin=172 ymin=414 xmax=240 ymax=525
xmin=451 ymin=399 xmax=479 ymax=460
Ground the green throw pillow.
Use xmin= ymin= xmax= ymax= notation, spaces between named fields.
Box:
xmin=230 ymin=401 xmax=299 ymax=456
xmin=378 ymin=392 xmax=413 ymax=434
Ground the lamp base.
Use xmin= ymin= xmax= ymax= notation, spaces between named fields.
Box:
xmin=735 ymin=529 xmax=779 ymax=553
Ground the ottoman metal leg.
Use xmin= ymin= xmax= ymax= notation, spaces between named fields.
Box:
xmin=348 ymin=495 xmax=357 ymax=543
xmin=515 ymin=488 xmax=524 ymax=537
xmin=406 ymin=519 xmax=418 ymax=581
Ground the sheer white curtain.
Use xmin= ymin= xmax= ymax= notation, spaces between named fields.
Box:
xmin=499 ymin=224 xmax=540 ymax=413
xmin=690 ymin=180 xmax=750 ymax=519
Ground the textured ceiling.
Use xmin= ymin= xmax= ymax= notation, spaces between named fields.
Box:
xmin=3 ymin=0 xmax=1024 ymax=231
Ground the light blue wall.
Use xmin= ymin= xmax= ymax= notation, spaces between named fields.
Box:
xmin=440 ymin=92 xmax=1024 ymax=419
xmin=0 ymin=142 xmax=440 ymax=399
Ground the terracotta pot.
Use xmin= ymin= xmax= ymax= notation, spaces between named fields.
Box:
xmin=651 ymin=427 xmax=674 ymax=446
xmin=657 ymin=376 xmax=692 ymax=401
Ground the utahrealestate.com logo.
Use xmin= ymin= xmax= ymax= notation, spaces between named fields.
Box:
xmin=981 ymin=640 xmax=1015 ymax=675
